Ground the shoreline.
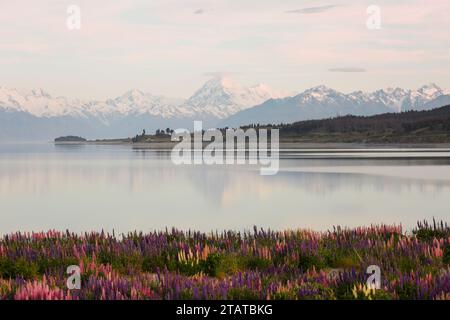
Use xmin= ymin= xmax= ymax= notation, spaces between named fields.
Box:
xmin=54 ymin=140 xmax=450 ymax=150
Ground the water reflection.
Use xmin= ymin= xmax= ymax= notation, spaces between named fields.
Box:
xmin=0 ymin=144 xmax=449 ymax=234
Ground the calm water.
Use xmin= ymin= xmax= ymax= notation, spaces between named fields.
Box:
xmin=0 ymin=143 xmax=449 ymax=234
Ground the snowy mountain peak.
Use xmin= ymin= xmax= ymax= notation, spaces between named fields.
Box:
xmin=1 ymin=82 xmax=450 ymax=141
xmin=308 ymin=85 xmax=334 ymax=93
xmin=0 ymin=82 xmax=448 ymax=130
xmin=251 ymin=83 xmax=271 ymax=91
xmin=0 ymin=86 xmax=184 ymax=119
xmin=380 ymin=87 xmax=406 ymax=95
xmin=297 ymin=85 xmax=344 ymax=103
xmin=221 ymin=83 xmax=450 ymax=128
xmin=184 ymin=77 xmax=285 ymax=119
xmin=417 ymin=83 xmax=442 ymax=98
xmin=121 ymin=89 xmax=146 ymax=100
xmin=114 ymin=89 xmax=150 ymax=106
xmin=29 ymin=88 xmax=52 ymax=98
xmin=216 ymin=76 xmax=238 ymax=89
xmin=198 ymin=76 xmax=238 ymax=92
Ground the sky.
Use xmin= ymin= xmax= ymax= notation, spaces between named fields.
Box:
xmin=0 ymin=0 xmax=449 ymax=99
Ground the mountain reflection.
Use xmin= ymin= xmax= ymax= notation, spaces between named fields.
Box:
xmin=0 ymin=144 xmax=450 ymax=233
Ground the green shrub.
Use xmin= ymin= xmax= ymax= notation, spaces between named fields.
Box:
xmin=199 ymin=253 xmax=239 ymax=278
xmin=335 ymin=282 xmax=356 ymax=300
xmin=241 ymin=256 xmax=271 ymax=271
xmin=297 ymin=254 xmax=324 ymax=271
xmin=414 ymin=229 xmax=447 ymax=242
xmin=142 ymin=255 xmax=168 ymax=273
xmin=413 ymin=220 xmax=449 ymax=242
xmin=215 ymin=255 xmax=239 ymax=278
xmin=443 ymin=244 xmax=450 ymax=265
xmin=0 ymin=258 xmax=38 ymax=280
xmin=36 ymin=257 xmax=78 ymax=274
xmin=177 ymin=261 xmax=201 ymax=276
xmin=398 ymin=257 xmax=416 ymax=273
xmin=201 ymin=253 xmax=222 ymax=276
xmin=395 ymin=282 xmax=419 ymax=300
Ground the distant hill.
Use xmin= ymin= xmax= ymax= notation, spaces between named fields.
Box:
xmin=246 ymin=105 xmax=450 ymax=143
xmin=54 ymin=135 xmax=87 ymax=142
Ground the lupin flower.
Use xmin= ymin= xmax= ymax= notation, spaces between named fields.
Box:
xmin=0 ymin=220 xmax=448 ymax=300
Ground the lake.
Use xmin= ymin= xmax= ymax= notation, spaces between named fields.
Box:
xmin=0 ymin=143 xmax=449 ymax=235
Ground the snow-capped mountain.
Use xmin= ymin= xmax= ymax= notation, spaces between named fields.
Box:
xmin=83 ymin=90 xmax=185 ymax=125
xmin=0 ymin=77 xmax=280 ymax=122
xmin=183 ymin=77 xmax=285 ymax=119
xmin=0 ymin=86 xmax=186 ymax=140
xmin=0 ymin=87 xmax=185 ymax=120
xmin=368 ymin=83 xmax=446 ymax=112
xmin=0 ymin=78 xmax=283 ymax=140
xmin=1 ymin=81 xmax=449 ymax=141
xmin=221 ymin=83 xmax=450 ymax=127
xmin=0 ymin=86 xmax=87 ymax=118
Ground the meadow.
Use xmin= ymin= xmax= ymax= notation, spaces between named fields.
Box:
xmin=0 ymin=220 xmax=448 ymax=300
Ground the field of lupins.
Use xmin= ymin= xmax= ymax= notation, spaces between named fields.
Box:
xmin=0 ymin=220 xmax=449 ymax=300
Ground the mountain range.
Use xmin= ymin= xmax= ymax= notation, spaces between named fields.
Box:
xmin=0 ymin=78 xmax=449 ymax=141
xmin=221 ymin=83 xmax=450 ymax=127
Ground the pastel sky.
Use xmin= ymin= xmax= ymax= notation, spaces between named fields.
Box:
xmin=0 ymin=0 xmax=449 ymax=99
